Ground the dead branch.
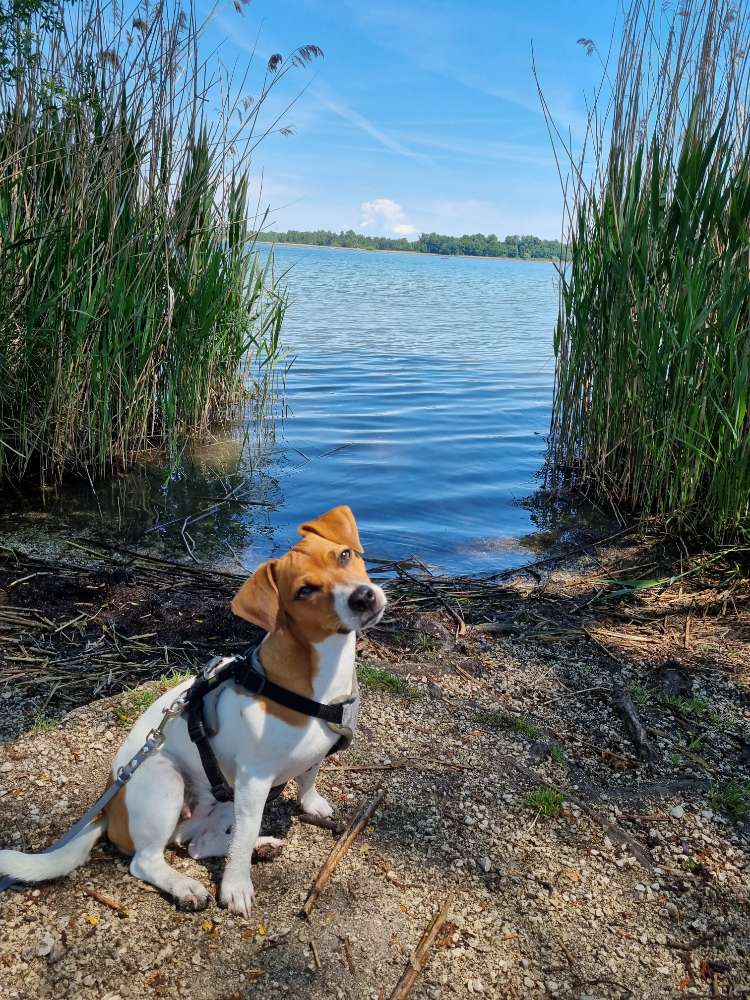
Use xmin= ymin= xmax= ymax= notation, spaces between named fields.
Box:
xmin=613 ymin=684 xmax=658 ymax=761
xmin=388 ymin=896 xmax=452 ymax=1000
xmin=301 ymin=789 xmax=385 ymax=918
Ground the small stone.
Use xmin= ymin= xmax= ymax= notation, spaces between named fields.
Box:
xmin=480 ymin=856 xmax=491 ymax=873
xmin=670 ymin=805 xmax=685 ymax=819
xmin=0 ymin=762 xmax=13 ymax=773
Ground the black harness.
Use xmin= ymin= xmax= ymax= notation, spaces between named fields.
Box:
xmin=186 ymin=644 xmax=353 ymax=803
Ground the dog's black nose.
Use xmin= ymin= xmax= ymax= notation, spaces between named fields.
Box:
xmin=348 ymin=585 xmax=377 ymax=614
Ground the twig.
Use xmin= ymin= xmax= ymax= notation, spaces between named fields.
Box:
xmin=388 ymin=896 xmax=452 ymax=1000
xmin=81 ymin=886 xmax=129 ymax=916
xmin=298 ymin=812 xmax=347 ymax=835
xmin=310 ymin=939 xmax=321 ymax=969
xmin=342 ymin=936 xmax=356 ymax=974
xmin=613 ymin=684 xmax=658 ymax=762
xmin=301 ymin=789 xmax=385 ymax=918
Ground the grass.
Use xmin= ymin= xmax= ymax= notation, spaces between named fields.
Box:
xmin=522 ymin=787 xmax=564 ymax=818
xmin=0 ymin=0 xmax=321 ymax=484
xmin=710 ymin=781 xmax=750 ymax=820
xmin=628 ymin=684 xmax=721 ymax=723
xmin=543 ymin=0 xmax=750 ymax=541
xmin=30 ymin=713 xmax=58 ymax=734
xmin=357 ymin=661 xmax=422 ymax=700
xmin=475 ymin=709 xmax=541 ymax=740
xmin=550 ymin=745 xmax=567 ymax=767
xmin=114 ymin=668 xmax=194 ymax=725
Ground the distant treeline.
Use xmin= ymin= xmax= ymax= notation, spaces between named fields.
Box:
xmin=261 ymin=229 xmax=565 ymax=260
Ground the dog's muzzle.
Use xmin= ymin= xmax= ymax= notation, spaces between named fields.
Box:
xmin=336 ymin=583 xmax=386 ymax=631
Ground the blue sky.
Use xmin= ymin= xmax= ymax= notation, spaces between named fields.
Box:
xmin=200 ymin=0 xmax=621 ymax=239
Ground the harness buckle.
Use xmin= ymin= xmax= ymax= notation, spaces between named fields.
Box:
xmin=202 ymin=655 xmax=233 ymax=681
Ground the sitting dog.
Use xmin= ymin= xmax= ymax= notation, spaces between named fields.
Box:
xmin=0 ymin=506 xmax=386 ymax=916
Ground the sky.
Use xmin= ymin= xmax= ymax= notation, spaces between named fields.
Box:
xmin=198 ymin=0 xmax=622 ymax=240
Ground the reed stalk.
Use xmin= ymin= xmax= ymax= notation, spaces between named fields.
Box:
xmin=541 ymin=0 xmax=750 ymax=541
xmin=0 ymin=0 xmax=320 ymax=484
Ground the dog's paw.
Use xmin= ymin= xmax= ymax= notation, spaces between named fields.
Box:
xmin=173 ymin=876 xmax=212 ymax=912
xmin=255 ymin=835 xmax=286 ymax=850
xmin=219 ymin=879 xmax=255 ymax=918
xmin=299 ymin=790 xmax=334 ymax=820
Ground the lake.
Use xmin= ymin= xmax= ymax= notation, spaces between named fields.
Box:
xmin=1 ymin=244 xmax=560 ymax=576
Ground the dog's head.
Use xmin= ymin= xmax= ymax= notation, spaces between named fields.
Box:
xmin=231 ymin=506 xmax=386 ymax=642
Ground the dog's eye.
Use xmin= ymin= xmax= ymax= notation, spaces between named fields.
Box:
xmin=338 ymin=549 xmax=352 ymax=565
xmin=296 ymin=584 xmax=319 ymax=599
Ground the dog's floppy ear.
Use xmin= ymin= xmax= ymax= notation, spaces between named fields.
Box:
xmin=299 ymin=505 xmax=363 ymax=553
xmin=230 ymin=559 xmax=282 ymax=632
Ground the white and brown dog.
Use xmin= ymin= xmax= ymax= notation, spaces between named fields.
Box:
xmin=0 ymin=506 xmax=386 ymax=916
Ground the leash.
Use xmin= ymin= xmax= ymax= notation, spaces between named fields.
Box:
xmin=0 ymin=685 xmax=189 ymax=895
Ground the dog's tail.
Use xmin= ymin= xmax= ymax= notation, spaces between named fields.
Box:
xmin=0 ymin=818 xmax=106 ymax=883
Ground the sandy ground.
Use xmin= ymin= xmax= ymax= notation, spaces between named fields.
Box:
xmin=0 ymin=535 xmax=749 ymax=999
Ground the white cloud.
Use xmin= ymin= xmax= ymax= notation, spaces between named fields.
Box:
xmin=358 ymin=198 xmax=417 ymax=237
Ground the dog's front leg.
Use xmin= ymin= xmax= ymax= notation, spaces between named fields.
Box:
xmin=296 ymin=763 xmax=334 ymax=819
xmin=220 ymin=772 xmax=270 ymax=918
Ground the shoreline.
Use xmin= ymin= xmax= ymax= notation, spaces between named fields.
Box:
xmin=0 ymin=530 xmax=748 ymax=998
xmin=256 ymin=239 xmax=562 ymax=265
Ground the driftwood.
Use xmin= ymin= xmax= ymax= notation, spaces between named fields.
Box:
xmin=301 ymin=789 xmax=385 ymax=918
xmin=613 ymin=684 xmax=658 ymax=761
xmin=388 ymin=897 xmax=452 ymax=1000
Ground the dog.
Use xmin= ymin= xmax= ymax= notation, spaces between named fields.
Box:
xmin=0 ymin=506 xmax=386 ymax=916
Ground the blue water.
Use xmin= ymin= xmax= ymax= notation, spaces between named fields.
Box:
xmin=2 ymin=244 xmax=560 ymax=575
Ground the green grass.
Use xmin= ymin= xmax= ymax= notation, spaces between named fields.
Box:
xmin=709 ymin=782 xmax=750 ymax=821
xmin=114 ymin=669 xmax=195 ymax=725
xmin=522 ymin=787 xmax=564 ymax=818
xmin=30 ymin=713 xmax=58 ymax=734
xmin=628 ymin=684 xmax=721 ymax=724
xmin=357 ymin=661 xmax=422 ymax=700
xmin=475 ymin=709 xmax=541 ymax=740
xmin=0 ymin=0 xmax=321 ymax=485
xmin=550 ymin=745 xmax=567 ymax=767
xmin=628 ymin=685 xmax=655 ymax=708
xmin=544 ymin=0 xmax=750 ymax=542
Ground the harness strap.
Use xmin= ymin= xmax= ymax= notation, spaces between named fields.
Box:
xmin=232 ymin=648 xmax=346 ymax=725
xmin=185 ymin=645 xmax=352 ymax=804
xmin=186 ymin=677 xmax=234 ymax=803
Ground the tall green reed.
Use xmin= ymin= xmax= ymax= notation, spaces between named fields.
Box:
xmin=0 ymin=0 xmax=320 ymax=484
xmin=541 ymin=0 xmax=750 ymax=541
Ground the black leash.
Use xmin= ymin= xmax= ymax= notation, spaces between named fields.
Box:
xmin=186 ymin=645 xmax=348 ymax=803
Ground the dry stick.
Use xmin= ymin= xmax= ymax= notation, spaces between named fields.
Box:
xmin=301 ymin=789 xmax=385 ymax=918
xmin=342 ymin=936 xmax=356 ymax=974
xmin=388 ymin=896 xmax=452 ymax=1000
xmin=81 ymin=886 xmax=129 ymax=916
xmin=298 ymin=812 xmax=347 ymax=835
xmin=613 ymin=684 xmax=658 ymax=762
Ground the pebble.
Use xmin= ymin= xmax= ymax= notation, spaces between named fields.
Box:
xmin=670 ymin=805 xmax=685 ymax=819
xmin=480 ymin=856 xmax=491 ymax=873
xmin=0 ymin=762 xmax=13 ymax=773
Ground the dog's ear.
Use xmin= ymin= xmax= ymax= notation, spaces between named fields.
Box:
xmin=298 ymin=505 xmax=363 ymax=553
xmin=231 ymin=559 xmax=282 ymax=632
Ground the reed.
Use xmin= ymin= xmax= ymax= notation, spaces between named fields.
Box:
xmin=0 ymin=0 xmax=320 ymax=484
xmin=542 ymin=0 xmax=750 ymax=540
